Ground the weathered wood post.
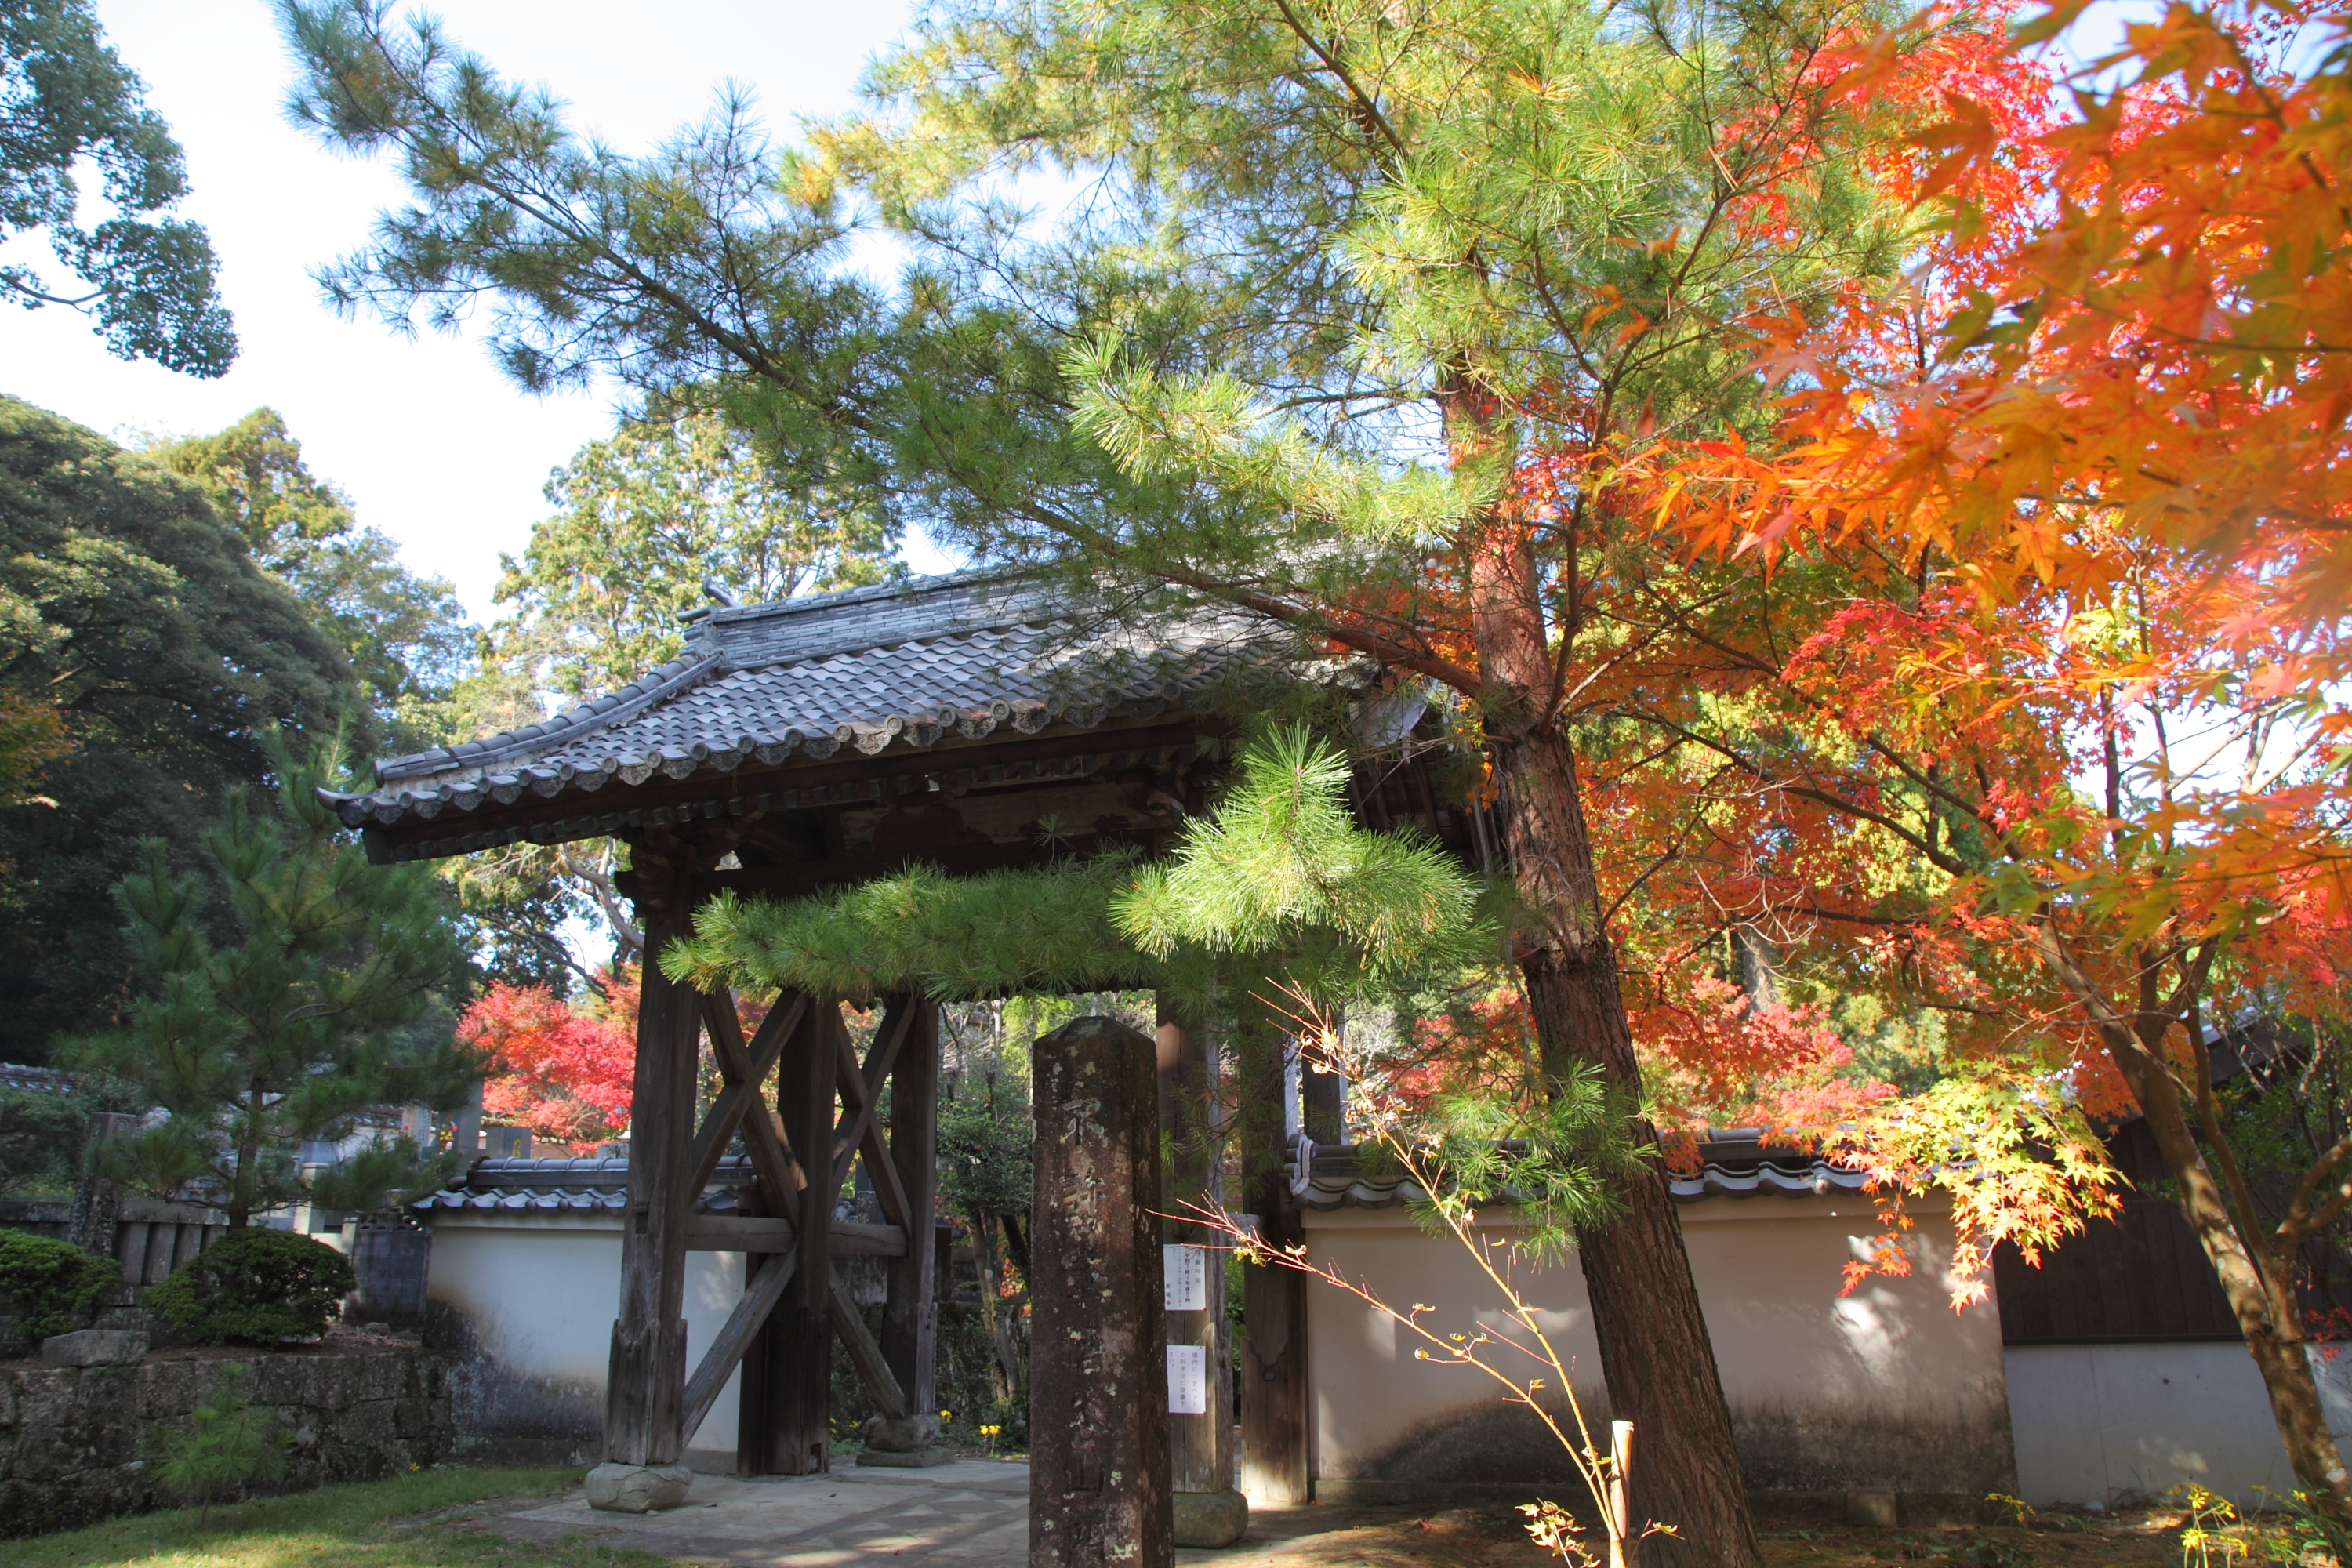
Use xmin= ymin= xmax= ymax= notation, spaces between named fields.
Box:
xmin=1158 ymin=998 xmax=1246 ymax=1546
xmin=757 ymin=995 xmax=840 ymax=1474
xmin=593 ymin=899 xmax=702 ymax=1512
xmin=1032 ymin=1015 xmax=1172 ymax=1568
xmin=880 ymin=995 xmax=942 ymax=1420
xmin=1236 ymin=1000 xmax=1310 ymax=1508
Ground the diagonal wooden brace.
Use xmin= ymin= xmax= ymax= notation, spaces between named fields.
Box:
xmin=681 ymin=1247 xmax=799 ymax=1447
xmin=829 ymin=1274 xmax=909 ymax=1421
xmin=833 ymin=996 xmax=918 ymax=1220
xmin=701 ymin=989 xmax=805 ymax=1214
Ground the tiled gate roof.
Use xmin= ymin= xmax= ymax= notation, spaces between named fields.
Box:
xmin=325 ymin=572 xmax=1281 ymax=843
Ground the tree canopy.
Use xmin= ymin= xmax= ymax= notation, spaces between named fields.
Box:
xmin=0 ymin=397 xmax=358 ymax=1062
xmin=485 ymin=408 xmax=896 ymax=706
xmin=1 ymin=0 xmax=235 ymax=375
xmin=1639 ymin=0 xmax=2352 ymax=1510
xmin=147 ymin=408 xmax=471 ymax=753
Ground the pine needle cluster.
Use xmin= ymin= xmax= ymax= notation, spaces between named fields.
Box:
xmin=664 ymin=727 xmax=1497 ymax=1020
xmin=1112 ymin=726 xmax=1487 ymax=984
xmin=661 ymin=852 xmax=1155 ymax=1004
xmin=151 ymin=1363 xmax=289 ymax=1523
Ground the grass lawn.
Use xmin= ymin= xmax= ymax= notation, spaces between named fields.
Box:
xmin=0 ymin=1469 xmax=671 ymax=1568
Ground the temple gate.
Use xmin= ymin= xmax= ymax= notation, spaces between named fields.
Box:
xmin=328 ymin=571 xmax=1481 ymax=1559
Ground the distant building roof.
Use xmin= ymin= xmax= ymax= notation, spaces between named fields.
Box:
xmin=1288 ymin=1132 xmax=1873 ymax=1212
xmin=416 ymin=1154 xmax=760 ymax=1218
xmin=328 ymin=571 xmax=1288 ymax=855
xmin=0 ymin=1062 xmax=74 ymax=1095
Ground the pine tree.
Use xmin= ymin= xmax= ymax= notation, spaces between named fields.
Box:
xmin=69 ymin=731 xmax=474 ymax=1226
xmin=152 ymin=1364 xmax=288 ymax=1523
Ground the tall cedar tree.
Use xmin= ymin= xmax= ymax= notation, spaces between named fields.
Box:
xmin=274 ymin=2 xmax=2019 ymax=1555
xmin=0 ymin=397 xmax=357 ymax=1062
xmin=0 ymin=0 xmax=235 ymax=374
xmin=1641 ymin=0 xmax=2352 ymax=1516
xmin=68 ymin=732 xmax=474 ymax=1226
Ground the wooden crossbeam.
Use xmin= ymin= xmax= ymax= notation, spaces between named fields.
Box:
xmin=702 ymin=990 xmax=803 ymax=1213
xmin=681 ymin=1249 xmax=799 ymax=1449
xmin=829 ymin=997 xmax=913 ymax=1171
xmin=687 ymin=991 xmax=805 ymax=1199
xmin=833 ymin=998 xmax=916 ymax=1227
xmin=684 ymin=1216 xmax=906 ymax=1256
xmin=829 ymin=1275 xmax=909 ymax=1421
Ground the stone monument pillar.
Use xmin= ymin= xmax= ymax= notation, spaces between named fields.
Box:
xmin=1030 ymin=1015 xmax=1172 ymax=1568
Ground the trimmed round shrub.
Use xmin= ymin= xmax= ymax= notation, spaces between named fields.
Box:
xmin=0 ymin=1230 xmax=122 ymax=1343
xmin=143 ymin=1228 xmax=354 ymax=1345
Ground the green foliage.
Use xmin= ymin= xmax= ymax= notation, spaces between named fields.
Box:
xmin=65 ymin=730 xmax=473 ymax=1225
xmin=1114 ymin=725 xmax=1486 ymax=983
xmin=142 ymin=1229 xmax=354 ymax=1345
xmin=0 ymin=1087 xmax=86 ymax=1196
xmin=150 ymin=1364 xmax=288 ymax=1518
xmin=669 ymin=731 xmax=1488 ymax=1015
xmin=0 ymin=1078 xmax=144 ymax=1196
xmin=2249 ymin=1486 xmax=2352 ymax=1567
xmin=1403 ymin=1062 xmax=1645 ymax=1260
xmin=0 ymin=0 xmax=236 ymax=375
xmin=488 ymin=410 xmax=897 ymax=706
xmin=459 ymin=409 xmax=903 ymax=972
xmin=0 ymin=1229 xmax=121 ymax=1341
xmin=0 ymin=397 xmax=360 ymax=1065
xmin=664 ymin=853 xmax=1156 ymax=1004
xmin=144 ymin=410 xmax=470 ymax=753
xmin=938 ymin=1073 xmax=1033 ymax=1229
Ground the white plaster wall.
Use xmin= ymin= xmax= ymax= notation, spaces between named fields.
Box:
xmin=424 ymin=1215 xmax=746 ymax=1457
xmin=1301 ymin=1197 xmax=2011 ymax=1497
xmin=2005 ymin=1342 xmax=2352 ymax=1506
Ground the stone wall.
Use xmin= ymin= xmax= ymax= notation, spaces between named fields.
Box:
xmin=0 ymin=1338 xmax=453 ymax=1537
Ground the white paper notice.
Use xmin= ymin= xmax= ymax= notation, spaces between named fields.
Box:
xmin=1167 ymin=1343 xmax=1209 ymax=1415
xmin=1163 ymin=1244 xmax=1208 ymax=1312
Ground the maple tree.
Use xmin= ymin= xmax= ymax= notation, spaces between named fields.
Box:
xmin=460 ymin=969 xmax=639 ymax=1151
xmin=1638 ymin=0 xmax=2352 ymax=1516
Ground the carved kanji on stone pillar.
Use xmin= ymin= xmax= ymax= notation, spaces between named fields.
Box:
xmin=1031 ymin=1015 xmax=1172 ymax=1568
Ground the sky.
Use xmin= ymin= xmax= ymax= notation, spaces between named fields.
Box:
xmin=0 ymin=0 xmax=955 ymax=624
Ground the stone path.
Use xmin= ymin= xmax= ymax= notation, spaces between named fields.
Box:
xmin=465 ymin=1461 xmax=1451 ymax=1568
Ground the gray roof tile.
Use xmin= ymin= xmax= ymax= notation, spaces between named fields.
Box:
xmin=328 ymin=571 xmax=1285 ymax=836
xmin=1288 ymin=1134 xmax=1871 ymax=1211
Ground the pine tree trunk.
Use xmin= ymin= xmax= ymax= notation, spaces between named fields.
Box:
xmin=1464 ymin=497 xmax=1765 ymax=1568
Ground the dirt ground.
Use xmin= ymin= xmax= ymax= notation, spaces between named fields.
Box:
xmin=1250 ymin=1504 xmax=2205 ymax=1568
xmin=430 ymin=1472 xmax=2273 ymax=1568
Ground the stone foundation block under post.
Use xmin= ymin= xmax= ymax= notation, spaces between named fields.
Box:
xmin=583 ymin=1462 xmax=693 ymax=1512
xmin=1030 ymin=1014 xmax=1172 ymax=1568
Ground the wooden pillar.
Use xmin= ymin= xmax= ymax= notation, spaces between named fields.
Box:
xmin=1032 ymin=1015 xmax=1172 ymax=1568
xmin=881 ymin=996 xmax=941 ymax=1414
xmin=604 ymin=901 xmax=702 ymax=1469
xmin=1159 ymin=996 xmax=1246 ymax=1544
xmin=1236 ymin=999 xmax=1310 ymax=1506
xmin=757 ymin=995 xmax=838 ymax=1474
